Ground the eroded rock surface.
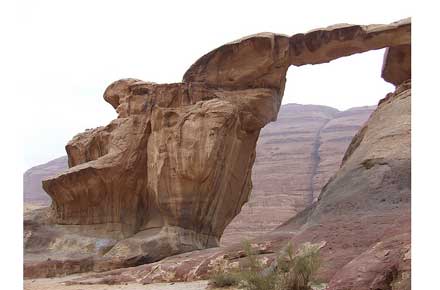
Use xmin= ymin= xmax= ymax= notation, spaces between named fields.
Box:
xmin=382 ymin=44 xmax=411 ymax=86
xmin=64 ymin=78 xmax=411 ymax=290
xmin=221 ymin=104 xmax=374 ymax=245
xmin=25 ymin=104 xmax=374 ymax=247
xmin=25 ymin=18 xmax=411 ymax=280
xmin=42 ymin=80 xmax=281 ymax=259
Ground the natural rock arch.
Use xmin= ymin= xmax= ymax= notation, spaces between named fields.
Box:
xmin=42 ymin=18 xmax=411 ymax=263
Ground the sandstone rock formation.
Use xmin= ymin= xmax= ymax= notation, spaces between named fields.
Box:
xmin=311 ymin=106 xmax=376 ymax=200
xmin=221 ymin=104 xmax=374 ymax=245
xmin=61 ymin=55 xmax=411 ymax=290
xmin=43 ymin=80 xmax=280 ymax=259
xmin=382 ymin=44 xmax=411 ymax=86
xmin=24 ymin=18 xmax=411 ymax=281
xmin=24 ymin=104 xmax=374 ymax=246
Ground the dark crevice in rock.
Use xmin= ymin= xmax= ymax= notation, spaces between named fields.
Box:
xmin=308 ymin=118 xmax=332 ymax=204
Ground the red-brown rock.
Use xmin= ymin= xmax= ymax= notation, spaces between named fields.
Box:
xmin=24 ymin=19 xmax=411 ymax=282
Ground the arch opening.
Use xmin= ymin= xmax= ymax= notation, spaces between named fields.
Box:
xmin=283 ymin=48 xmax=394 ymax=110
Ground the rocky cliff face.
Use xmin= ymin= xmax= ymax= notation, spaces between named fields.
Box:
xmin=277 ymin=81 xmax=411 ymax=290
xmin=24 ymin=18 xmax=411 ymax=280
xmin=221 ymin=104 xmax=374 ymax=245
xmin=61 ymin=81 xmax=411 ymax=289
xmin=43 ymin=80 xmax=281 ymax=260
xmin=24 ymin=104 xmax=374 ymax=246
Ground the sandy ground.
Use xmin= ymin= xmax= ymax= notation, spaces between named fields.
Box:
xmin=24 ymin=276 xmax=209 ymax=290
xmin=24 ymin=203 xmax=46 ymax=214
xmin=24 ymin=204 xmax=211 ymax=290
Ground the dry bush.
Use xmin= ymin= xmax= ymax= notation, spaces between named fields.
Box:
xmin=209 ymin=253 xmax=240 ymax=288
xmin=276 ymin=242 xmax=321 ymax=290
xmin=210 ymin=271 xmax=241 ymax=288
xmin=209 ymin=240 xmax=321 ymax=290
xmin=235 ymin=240 xmax=278 ymax=290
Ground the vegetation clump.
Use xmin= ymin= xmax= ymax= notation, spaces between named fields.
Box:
xmin=209 ymin=240 xmax=321 ymax=290
xmin=210 ymin=271 xmax=241 ymax=288
xmin=276 ymin=242 xmax=321 ymax=290
xmin=209 ymin=252 xmax=241 ymax=288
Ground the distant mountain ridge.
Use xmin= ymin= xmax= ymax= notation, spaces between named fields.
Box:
xmin=23 ymin=156 xmax=67 ymax=204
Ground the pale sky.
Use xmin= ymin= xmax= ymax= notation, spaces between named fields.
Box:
xmin=14 ymin=0 xmax=411 ymax=169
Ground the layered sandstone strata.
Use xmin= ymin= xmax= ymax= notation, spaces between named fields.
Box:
xmin=24 ymin=104 xmax=374 ymax=247
xmin=63 ymin=80 xmax=411 ymax=289
xmin=61 ymin=35 xmax=411 ymax=288
xmin=43 ymin=80 xmax=282 ymax=258
xmin=221 ymin=104 xmax=374 ymax=245
xmin=26 ymin=18 xmax=411 ymax=276
xmin=311 ymin=106 xmax=375 ymax=200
